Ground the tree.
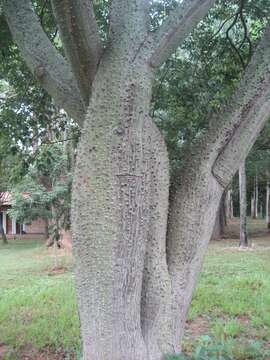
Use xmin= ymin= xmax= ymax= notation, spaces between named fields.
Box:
xmin=266 ymin=174 xmax=270 ymax=228
xmin=0 ymin=192 xmax=8 ymax=244
xmin=3 ymin=1 xmax=270 ymax=358
xmin=239 ymin=161 xmax=248 ymax=248
xmin=9 ymin=143 xmax=72 ymax=245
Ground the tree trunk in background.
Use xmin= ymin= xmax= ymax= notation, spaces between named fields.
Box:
xmin=212 ymin=210 xmax=221 ymax=240
xmin=212 ymin=191 xmax=226 ymax=240
xmin=226 ymin=188 xmax=233 ymax=220
xmin=255 ymin=172 xmax=259 ymax=218
xmin=251 ymin=177 xmax=257 ymax=219
xmin=266 ymin=179 xmax=270 ymax=229
xmin=239 ymin=162 xmax=248 ymax=247
xmin=45 ymin=218 xmax=49 ymax=239
xmin=0 ymin=221 xmax=8 ymax=244
xmin=220 ymin=192 xmax=227 ymax=229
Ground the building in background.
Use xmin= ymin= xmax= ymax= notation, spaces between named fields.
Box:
xmin=0 ymin=192 xmax=47 ymax=238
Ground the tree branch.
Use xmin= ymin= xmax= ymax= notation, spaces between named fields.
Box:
xmin=51 ymin=0 xmax=103 ymax=105
xmin=212 ymin=25 xmax=270 ymax=188
xmin=3 ymin=0 xmax=85 ymax=126
xmin=148 ymin=0 xmax=216 ymax=68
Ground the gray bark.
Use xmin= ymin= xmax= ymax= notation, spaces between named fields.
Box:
xmin=212 ymin=211 xmax=221 ymax=240
xmin=2 ymin=0 xmax=85 ymax=125
xmin=239 ymin=162 xmax=248 ymax=247
xmin=165 ymin=25 xmax=270 ymax=349
xmin=226 ymin=189 xmax=233 ymax=219
xmin=266 ymin=179 xmax=270 ymax=228
xmin=212 ymin=191 xmax=226 ymax=240
xmin=140 ymin=120 xmax=172 ymax=358
xmin=51 ymin=0 xmax=102 ymax=104
xmin=71 ymin=47 xmax=154 ymax=359
xmin=147 ymin=0 xmax=216 ymax=68
xmin=5 ymin=1 xmax=270 ymax=359
xmin=255 ymin=172 xmax=259 ymax=218
xmin=0 ymin=220 xmax=8 ymax=245
xmin=252 ymin=175 xmax=258 ymax=219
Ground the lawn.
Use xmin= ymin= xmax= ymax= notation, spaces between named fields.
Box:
xmin=0 ymin=219 xmax=270 ymax=359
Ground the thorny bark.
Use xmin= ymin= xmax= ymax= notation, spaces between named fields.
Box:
xmin=50 ymin=0 xmax=102 ymax=103
xmin=4 ymin=0 xmax=270 ymax=358
xmin=3 ymin=0 xmax=85 ymax=125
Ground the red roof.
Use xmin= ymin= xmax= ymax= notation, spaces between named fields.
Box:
xmin=0 ymin=192 xmax=12 ymax=205
xmin=0 ymin=192 xmax=30 ymax=206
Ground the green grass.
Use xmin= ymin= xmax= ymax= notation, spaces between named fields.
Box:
xmin=183 ymin=219 xmax=270 ymax=359
xmin=0 ymin=219 xmax=270 ymax=359
xmin=0 ymin=240 xmax=80 ymax=359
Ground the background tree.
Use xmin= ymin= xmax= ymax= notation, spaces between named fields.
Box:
xmin=9 ymin=142 xmax=72 ymax=245
xmin=239 ymin=161 xmax=248 ymax=247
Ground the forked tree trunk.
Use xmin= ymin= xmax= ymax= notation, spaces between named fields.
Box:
xmin=71 ymin=25 xmax=270 ymax=358
xmin=239 ymin=162 xmax=248 ymax=247
xmin=5 ymin=1 xmax=270 ymax=358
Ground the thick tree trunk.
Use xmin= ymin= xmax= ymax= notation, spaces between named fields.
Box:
xmin=166 ymin=162 xmax=223 ymax=350
xmin=140 ymin=121 xmax=174 ymax=359
xmin=72 ymin=51 xmax=159 ymax=358
xmin=239 ymin=162 xmax=248 ymax=247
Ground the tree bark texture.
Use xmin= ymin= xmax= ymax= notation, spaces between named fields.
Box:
xmin=239 ymin=162 xmax=248 ymax=247
xmin=226 ymin=189 xmax=234 ymax=220
xmin=212 ymin=191 xmax=226 ymax=240
xmin=255 ymin=173 xmax=259 ymax=219
xmin=0 ymin=221 xmax=8 ymax=245
xmin=4 ymin=1 xmax=270 ymax=359
xmin=252 ymin=174 xmax=259 ymax=219
xmin=266 ymin=179 xmax=270 ymax=229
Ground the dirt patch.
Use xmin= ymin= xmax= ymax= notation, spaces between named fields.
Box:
xmin=9 ymin=346 xmax=77 ymax=360
xmin=0 ymin=344 xmax=8 ymax=360
xmin=185 ymin=316 xmax=210 ymax=339
xmin=47 ymin=266 xmax=68 ymax=276
xmin=237 ymin=315 xmax=250 ymax=326
xmin=47 ymin=247 xmax=72 ymax=258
